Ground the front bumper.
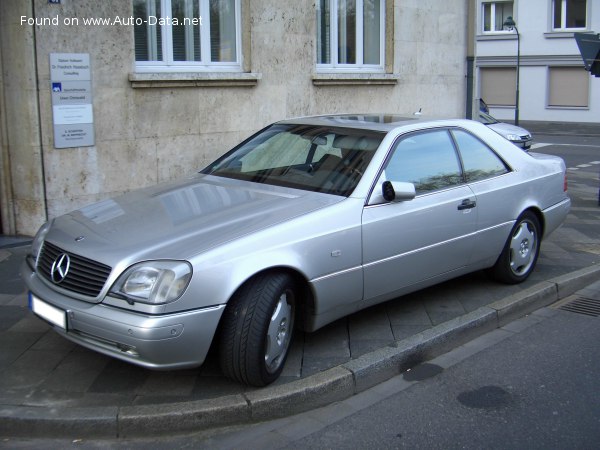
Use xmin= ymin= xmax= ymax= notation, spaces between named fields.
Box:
xmin=22 ymin=261 xmax=225 ymax=370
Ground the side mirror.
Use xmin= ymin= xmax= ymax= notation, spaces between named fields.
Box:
xmin=382 ymin=181 xmax=416 ymax=202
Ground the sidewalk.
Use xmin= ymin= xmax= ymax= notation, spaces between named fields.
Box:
xmin=1 ymin=158 xmax=599 ymax=439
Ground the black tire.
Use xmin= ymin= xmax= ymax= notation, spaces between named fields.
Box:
xmin=489 ymin=211 xmax=541 ymax=284
xmin=219 ymin=272 xmax=296 ymax=386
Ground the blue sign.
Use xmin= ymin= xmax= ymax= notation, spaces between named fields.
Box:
xmin=52 ymin=82 xmax=62 ymax=93
xmin=48 ymin=0 xmax=61 ymax=4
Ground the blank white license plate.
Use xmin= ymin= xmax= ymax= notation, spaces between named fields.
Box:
xmin=30 ymin=293 xmax=67 ymax=330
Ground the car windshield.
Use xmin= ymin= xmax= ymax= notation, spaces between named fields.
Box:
xmin=202 ymin=124 xmax=384 ymax=196
xmin=479 ymin=112 xmax=499 ymax=125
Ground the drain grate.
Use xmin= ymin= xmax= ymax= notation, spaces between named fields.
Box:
xmin=558 ymin=296 xmax=600 ymax=317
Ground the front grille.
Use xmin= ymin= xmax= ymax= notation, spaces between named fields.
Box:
xmin=37 ymin=241 xmax=112 ymax=297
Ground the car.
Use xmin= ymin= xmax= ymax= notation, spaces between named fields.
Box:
xmin=479 ymin=98 xmax=489 ymax=114
xmin=478 ymin=111 xmax=533 ymax=150
xmin=23 ymin=114 xmax=570 ymax=386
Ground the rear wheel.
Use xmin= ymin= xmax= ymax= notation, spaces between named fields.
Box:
xmin=219 ymin=273 xmax=296 ymax=386
xmin=490 ymin=211 xmax=541 ymax=284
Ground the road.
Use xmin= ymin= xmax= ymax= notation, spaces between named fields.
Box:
xmin=532 ymin=132 xmax=600 ymax=172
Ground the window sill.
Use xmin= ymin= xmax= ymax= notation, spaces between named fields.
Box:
xmin=312 ymin=73 xmax=398 ymax=86
xmin=546 ymin=105 xmax=589 ymax=110
xmin=544 ymin=30 xmax=589 ymax=39
xmin=129 ymin=72 xmax=261 ymax=88
xmin=477 ymin=33 xmax=517 ymax=41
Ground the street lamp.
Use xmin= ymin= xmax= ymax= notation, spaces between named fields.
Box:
xmin=503 ymin=16 xmax=520 ymax=126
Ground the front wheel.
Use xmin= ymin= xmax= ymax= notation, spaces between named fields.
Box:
xmin=219 ymin=273 xmax=296 ymax=386
xmin=489 ymin=211 xmax=541 ymax=284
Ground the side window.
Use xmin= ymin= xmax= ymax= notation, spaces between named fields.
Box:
xmin=385 ymin=130 xmax=463 ymax=194
xmin=451 ymin=129 xmax=509 ymax=182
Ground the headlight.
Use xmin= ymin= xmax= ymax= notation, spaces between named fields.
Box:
xmin=505 ymin=134 xmax=519 ymax=141
xmin=110 ymin=261 xmax=192 ymax=305
xmin=30 ymin=221 xmax=52 ymax=262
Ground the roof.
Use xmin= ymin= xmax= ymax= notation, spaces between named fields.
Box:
xmin=277 ymin=113 xmax=423 ymax=132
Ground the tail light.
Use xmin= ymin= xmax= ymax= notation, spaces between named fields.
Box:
xmin=563 ymin=173 xmax=568 ymax=192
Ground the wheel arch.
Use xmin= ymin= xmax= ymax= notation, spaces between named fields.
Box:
xmin=521 ymin=206 xmax=545 ymax=237
xmin=221 ymin=266 xmax=315 ymax=332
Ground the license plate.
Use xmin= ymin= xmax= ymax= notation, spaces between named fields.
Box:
xmin=30 ymin=293 xmax=67 ymax=330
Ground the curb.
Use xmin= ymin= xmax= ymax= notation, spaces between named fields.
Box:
xmin=2 ymin=264 xmax=599 ymax=439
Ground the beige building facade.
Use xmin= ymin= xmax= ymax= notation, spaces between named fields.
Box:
xmin=0 ymin=0 xmax=470 ymax=236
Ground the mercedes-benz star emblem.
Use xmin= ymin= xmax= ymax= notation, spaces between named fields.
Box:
xmin=50 ymin=253 xmax=71 ymax=284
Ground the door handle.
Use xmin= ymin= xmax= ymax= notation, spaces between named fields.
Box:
xmin=458 ymin=199 xmax=476 ymax=210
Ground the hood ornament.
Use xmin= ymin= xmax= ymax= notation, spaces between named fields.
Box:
xmin=75 ymin=236 xmax=85 ymax=242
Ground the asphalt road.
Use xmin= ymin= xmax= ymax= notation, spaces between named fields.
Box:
xmin=277 ymin=307 xmax=600 ymax=449
xmin=532 ymin=133 xmax=600 ymax=169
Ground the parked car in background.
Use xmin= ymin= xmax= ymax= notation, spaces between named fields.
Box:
xmin=23 ymin=114 xmax=569 ymax=386
xmin=479 ymin=98 xmax=490 ymax=114
xmin=478 ymin=111 xmax=532 ymax=150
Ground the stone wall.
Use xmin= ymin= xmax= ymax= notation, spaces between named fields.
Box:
xmin=0 ymin=0 xmax=468 ymax=236
xmin=0 ymin=0 xmax=47 ymax=235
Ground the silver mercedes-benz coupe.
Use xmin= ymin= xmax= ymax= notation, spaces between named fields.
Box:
xmin=23 ymin=114 xmax=570 ymax=386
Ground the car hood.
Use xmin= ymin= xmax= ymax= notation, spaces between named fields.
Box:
xmin=487 ymin=122 xmax=531 ymax=138
xmin=47 ymin=174 xmax=343 ymax=265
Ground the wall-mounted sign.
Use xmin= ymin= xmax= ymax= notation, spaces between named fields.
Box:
xmin=50 ymin=53 xmax=95 ymax=148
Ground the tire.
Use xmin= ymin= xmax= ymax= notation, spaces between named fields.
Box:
xmin=490 ymin=211 xmax=541 ymax=284
xmin=219 ymin=272 xmax=296 ymax=386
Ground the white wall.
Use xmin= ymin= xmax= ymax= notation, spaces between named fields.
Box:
xmin=476 ymin=0 xmax=600 ymax=123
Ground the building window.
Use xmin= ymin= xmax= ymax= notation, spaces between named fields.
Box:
xmin=480 ymin=67 xmax=516 ymax=107
xmin=133 ymin=0 xmax=241 ymax=72
xmin=552 ymin=0 xmax=587 ymax=30
xmin=317 ymin=0 xmax=385 ymax=72
xmin=548 ymin=67 xmax=589 ymax=107
xmin=482 ymin=2 xmax=513 ymax=33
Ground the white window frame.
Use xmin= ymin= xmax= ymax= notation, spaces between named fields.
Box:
xmin=552 ymin=0 xmax=587 ymax=31
xmin=316 ymin=0 xmax=386 ymax=73
xmin=135 ymin=0 xmax=242 ymax=73
xmin=481 ymin=1 xmax=514 ymax=34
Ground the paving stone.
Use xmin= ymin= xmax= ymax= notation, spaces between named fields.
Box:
xmin=87 ymin=360 xmax=150 ymax=394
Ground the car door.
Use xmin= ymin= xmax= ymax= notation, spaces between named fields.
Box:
xmin=449 ymin=128 xmax=514 ymax=266
xmin=361 ymin=129 xmax=478 ymax=305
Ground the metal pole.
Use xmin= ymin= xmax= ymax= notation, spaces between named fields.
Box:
xmin=515 ymin=26 xmax=520 ymax=126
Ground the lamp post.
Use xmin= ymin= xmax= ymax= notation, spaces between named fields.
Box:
xmin=503 ymin=16 xmax=520 ymax=126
